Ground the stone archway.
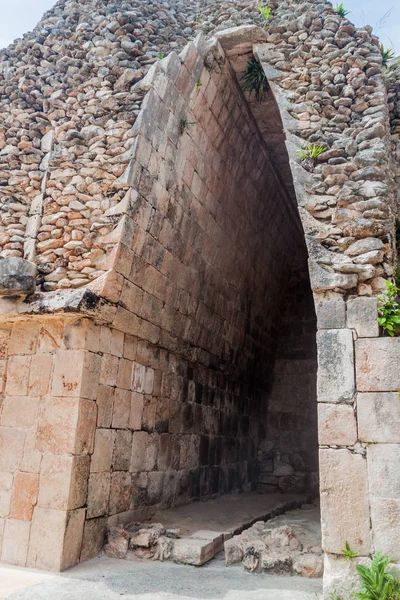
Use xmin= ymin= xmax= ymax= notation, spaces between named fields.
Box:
xmin=0 ymin=2 xmax=399 ymax=598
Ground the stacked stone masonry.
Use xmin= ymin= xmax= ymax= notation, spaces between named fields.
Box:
xmin=0 ymin=1 xmax=399 ymax=599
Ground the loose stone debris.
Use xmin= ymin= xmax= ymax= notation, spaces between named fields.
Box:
xmin=104 ymin=500 xmax=321 ymax=576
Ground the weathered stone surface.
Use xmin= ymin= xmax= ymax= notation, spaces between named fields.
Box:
xmin=358 ymin=392 xmax=400 ymax=443
xmin=190 ymin=530 xmax=224 ymax=553
xmin=104 ymin=526 xmax=130 ymax=559
xmin=318 ymin=404 xmax=357 ymax=446
xmin=347 ymin=298 xmax=379 ymax=338
xmin=356 ymin=338 xmax=400 ymax=391
xmin=293 ymin=554 xmax=323 ymax=579
xmin=80 ymin=517 xmax=107 ymax=563
xmin=0 ymin=258 xmax=36 ymax=297
xmin=320 ymin=449 xmax=371 ymax=555
xmin=1 ymin=519 xmax=30 ymax=566
xmin=316 ymin=300 xmax=346 ymax=330
xmin=317 ymin=330 xmax=355 ymax=403
xmin=367 ymin=444 xmax=400 ymax=499
xmin=27 ymin=507 xmax=83 ymax=571
xmin=214 ymin=25 xmax=267 ymax=51
xmin=323 ymin=554 xmax=371 ymax=600
xmin=225 ymin=537 xmax=244 ymax=566
xmin=370 ymin=497 xmax=400 ymax=560
xmin=173 ymin=538 xmax=215 ymax=566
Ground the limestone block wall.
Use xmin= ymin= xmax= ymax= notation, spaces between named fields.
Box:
xmin=0 ymin=316 xmax=99 ymax=570
xmin=83 ymin=33 xmax=308 ymax=522
xmin=0 ymin=28 xmax=314 ymax=571
xmin=317 ymin=297 xmax=400 ymax=598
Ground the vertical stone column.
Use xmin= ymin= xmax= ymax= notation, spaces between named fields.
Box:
xmin=318 ymin=297 xmax=400 ymax=598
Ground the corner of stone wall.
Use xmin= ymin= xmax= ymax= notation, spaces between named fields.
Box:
xmin=0 ymin=315 xmax=100 ymax=570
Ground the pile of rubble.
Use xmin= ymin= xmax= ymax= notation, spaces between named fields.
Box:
xmin=104 ymin=503 xmax=323 ymax=578
xmin=225 ymin=515 xmax=323 ymax=578
xmin=105 ymin=522 xmax=223 ymax=566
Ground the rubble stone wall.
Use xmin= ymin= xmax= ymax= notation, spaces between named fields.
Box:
xmin=0 ymin=0 xmax=264 ymax=290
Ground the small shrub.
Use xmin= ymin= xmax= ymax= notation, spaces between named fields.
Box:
xmin=241 ymin=56 xmax=269 ymax=102
xmin=341 ymin=541 xmax=360 ymax=562
xmin=378 ymin=281 xmax=400 ymax=337
xmin=257 ymin=2 xmax=272 ymax=20
xmin=381 ymin=44 xmax=395 ymax=67
xmin=196 ymin=78 xmax=203 ymax=89
xmin=335 ymin=3 xmax=350 ymax=17
xmin=355 ymin=553 xmax=400 ymax=599
xmin=298 ymin=144 xmax=326 ymax=161
xmin=156 ymin=52 xmax=165 ymax=59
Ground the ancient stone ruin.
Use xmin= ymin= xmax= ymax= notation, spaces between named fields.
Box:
xmin=0 ymin=0 xmax=399 ymax=598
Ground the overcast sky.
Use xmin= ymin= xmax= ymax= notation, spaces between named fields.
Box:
xmin=0 ymin=0 xmax=398 ymax=52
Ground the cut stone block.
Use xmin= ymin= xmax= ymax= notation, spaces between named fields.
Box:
xmin=80 ymin=517 xmax=107 ymax=562
xmin=317 ymin=329 xmax=355 ymax=403
xmin=28 ymin=507 xmax=85 ymax=571
xmin=367 ymin=444 xmax=400 ymax=499
xmin=320 ymin=449 xmax=371 ymax=555
xmin=0 ymin=427 xmax=25 ymax=472
xmin=1 ymin=519 xmax=30 ymax=566
xmin=323 ymin=554 xmax=371 ymax=600
xmin=87 ymin=472 xmax=111 ymax=518
xmin=370 ymin=497 xmax=400 ymax=560
xmin=318 ymin=403 xmax=357 ymax=446
xmin=347 ymin=297 xmax=379 ymax=338
xmin=38 ymin=454 xmax=89 ymax=511
xmin=214 ymin=25 xmax=267 ymax=52
xmin=10 ymin=472 xmax=39 ymax=521
xmin=358 ymin=392 xmax=400 ymax=443
xmin=0 ymin=258 xmax=37 ymax=297
xmin=190 ymin=530 xmax=224 ymax=553
xmin=173 ymin=537 xmax=215 ymax=566
xmin=0 ymin=472 xmax=13 ymax=517
xmin=356 ymin=338 xmax=400 ymax=392
xmin=224 ymin=537 xmax=244 ymax=566
xmin=316 ymin=300 xmax=346 ymax=330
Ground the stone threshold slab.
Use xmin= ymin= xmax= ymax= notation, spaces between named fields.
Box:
xmin=148 ymin=491 xmax=314 ymax=541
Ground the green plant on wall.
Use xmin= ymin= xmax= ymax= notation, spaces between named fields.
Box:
xmin=298 ymin=144 xmax=326 ymax=161
xmin=355 ymin=553 xmax=400 ymax=599
xmin=381 ymin=44 xmax=395 ymax=67
xmin=378 ymin=281 xmax=400 ymax=337
xmin=179 ymin=119 xmax=196 ymax=135
xmin=341 ymin=541 xmax=360 ymax=561
xmin=257 ymin=2 xmax=272 ymax=20
xmin=241 ymin=56 xmax=269 ymax=102
xmin=330 ymin=553 xmax=400 ymax=600
xmin=335 ymin=3 xmax=350 ymax=17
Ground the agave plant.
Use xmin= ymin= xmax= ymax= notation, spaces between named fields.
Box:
xmin=241 ymin=56 xmax=269 ymax=102
xmin=298 ymin=144 xmax=326 ymax=161
xmin=355 ymin=553 xmax=400 ymax=600
xmin=381 ymin=44 xmax=395 ymax=67
xmin=335 ymin=3 xmax=350 ymax=17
